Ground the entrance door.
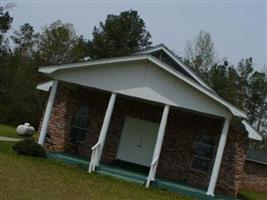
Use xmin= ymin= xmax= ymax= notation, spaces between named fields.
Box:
xmin=116 ymin=117 xmax=159 ymax=167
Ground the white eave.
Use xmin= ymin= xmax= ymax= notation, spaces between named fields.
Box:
xmin=39 ymin=54 xmax=148 ymax=74
xmin=36 ymin=80 xmax=54 ymax=92
xmin=242 ymin=120 xmax=263 ymax=141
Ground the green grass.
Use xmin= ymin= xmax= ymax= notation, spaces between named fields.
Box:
xmin=238 ymin=189 xmax=267 ymax=200
xmin=0 ymin=141 xmax=194 ymax=200
xmin=0 ymin=124 xmax=20 ymax=138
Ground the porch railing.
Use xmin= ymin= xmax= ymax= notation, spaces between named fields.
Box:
xmin=146 ymin=156 xmax=159 ymax=188
xmin=88 ymin=142 xmax=101 ymax=173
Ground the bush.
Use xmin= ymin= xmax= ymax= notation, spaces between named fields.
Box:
xmin=12 ymin=139 xmax=47 ymax=158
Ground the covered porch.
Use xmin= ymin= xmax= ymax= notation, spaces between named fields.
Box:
xmin=39 ymin=81 xmax=233 ymax=197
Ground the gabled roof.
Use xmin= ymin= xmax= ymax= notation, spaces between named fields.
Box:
xmin=39 ymin=53 xmax=246 ymax=119
xmin=135 ymin=44 xmax=214 ymax=92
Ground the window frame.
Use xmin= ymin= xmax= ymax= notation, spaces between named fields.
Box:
xmin=70 ymin=105 xmax=89 ymax=144
xmin=190 ymin=135 xmax=215 ymax=173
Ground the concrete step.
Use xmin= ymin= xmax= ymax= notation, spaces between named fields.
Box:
xmin=97 ymin=165 xmax=147 ymax=185
xmin=155 ymin=179 xmax=210 ymax=200
xmin=47 ymin=152 xmax=89 ymax=169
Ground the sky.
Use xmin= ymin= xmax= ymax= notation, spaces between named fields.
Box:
xmin=6 ymin=1 xmax=267 ymax=69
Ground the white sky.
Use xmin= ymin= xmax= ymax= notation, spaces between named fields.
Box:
xmin=6 ymin=1 xmax=267 ymax=70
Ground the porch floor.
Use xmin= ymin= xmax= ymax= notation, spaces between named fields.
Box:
xmin=47 ymin=152 xmax=236 ymax=200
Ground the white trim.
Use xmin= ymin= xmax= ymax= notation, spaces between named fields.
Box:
xmin=146 ymin=104 xmax=170 ymax=188
xmin=135 ymin=44 xmax=213 ymax=91
xmin=206 ymin=117 xmax=230 ymax=196
xmin=95 ymin=92 xmax=117 ymax=166
xmin=38 ymin=80 xmax=58 ymax=145
xmin=36 ymin=81 xmax=54 ymax=92
xmin=39 ymin=55 xmax=148 ymax=74
xmin=242 ymin=120 xmax=263 ymax=141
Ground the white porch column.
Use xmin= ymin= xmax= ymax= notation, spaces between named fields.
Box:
xmin=38 ymin=80 xmax=58 ymax=145
xmin=206 ymin=117 xmax=230 ymax=196
xmin=95 ymin=92 xmax=117 ymax=166
xmin=146 ymin=104 xmax=170 ymax=187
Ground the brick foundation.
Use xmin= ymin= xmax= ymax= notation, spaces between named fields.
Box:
xmin=40 ymin=84 xmax=248 ymax=198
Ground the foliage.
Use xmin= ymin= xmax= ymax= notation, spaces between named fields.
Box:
xmin=0 ymin=23 xmax=46 ymax=127
xmin=12 ymin=139 xmax=47 ymax=157
xmin=184 ymin=30 xmax=267 ymax=152
xmin=0 ymin=3 xmax=13 ymax=45
xmin=208 ymin=61 xmax=241 ymax=105
xmin=37 ymin=20 xmax=88 ymax=65
xmin=11 ymin=23 xmax=37 ymax=56
xmin=89 ymin=10 xmax=151 ymax=59
xmin=184 ymin=30 xmax=218 ymax=79
xmin=0 ymin=4 xmax=13 ymax=102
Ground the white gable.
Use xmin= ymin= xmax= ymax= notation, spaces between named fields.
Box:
xmin=51 ymin=59 xmax=232 ymax=118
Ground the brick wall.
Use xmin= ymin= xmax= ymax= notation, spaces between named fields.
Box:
xmin=42 ymin=84 xmax=248 ymax=198
xmin=241 ymin=160 xmax=267 ymax=193
xmin=41 ymin=84 xmax=75 ymax=152
xmin=216 ymin=126 xmax=248 ymax=196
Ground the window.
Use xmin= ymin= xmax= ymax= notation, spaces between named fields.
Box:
xmin=191 ymin=135 xmax=214 ymax=172
xmin=70 ymin=105 xmax=89 ymax=144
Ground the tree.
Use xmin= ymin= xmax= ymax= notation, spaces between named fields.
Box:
xmin=2 ymin=23 xmax=46 ymax=127
xmin=236 ymin=57 xmax=254 ymax=109
xmin=247 ymin=71 xmax=267 ymax=152
xmin=184 ymin=30 xmax=218 ymax=79
xmin=246 ymin=71 xmax=267 ymax=129
xmin=0 ymin=3 xmax=13 ymax=47
xmin=70 ymin=35 xmax=90 ymax=62
xmin=89 ymin=10 xmax=151 ymax=59
xmin=37 ymin=20 xmax=80 ymax=65
xmin=208 ymin=61 xmax=241 ymax=106
xmin=11 ymin=23 xmax=37 ymax=56
xmin=0 ymin=4 xmax=13 ymax=102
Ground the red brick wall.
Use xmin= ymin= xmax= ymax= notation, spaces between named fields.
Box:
xmin=216 ymin=126 xmax=248 ymax=197
xmin=241 ymin=161 xmax=267 ymax=193
xmin=40 ymin=84 xmax=75 ymax=151
xmin=41 ymin=84 xmax=248 ymax=198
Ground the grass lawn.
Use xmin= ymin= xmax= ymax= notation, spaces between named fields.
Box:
xmin=0 ymin=124 xmax=21 ymax=138
xmin=0 ymin=141 xmax=194 ymax=200
xmin=238 ymin=189 xmax=267 ymax=200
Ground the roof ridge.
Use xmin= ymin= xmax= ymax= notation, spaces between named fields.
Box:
xmin=136 ymin=44 xmax=214 ymax=92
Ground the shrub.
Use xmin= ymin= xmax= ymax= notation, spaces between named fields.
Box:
xmin=12 ymin=139 xmax=46 ymax=158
